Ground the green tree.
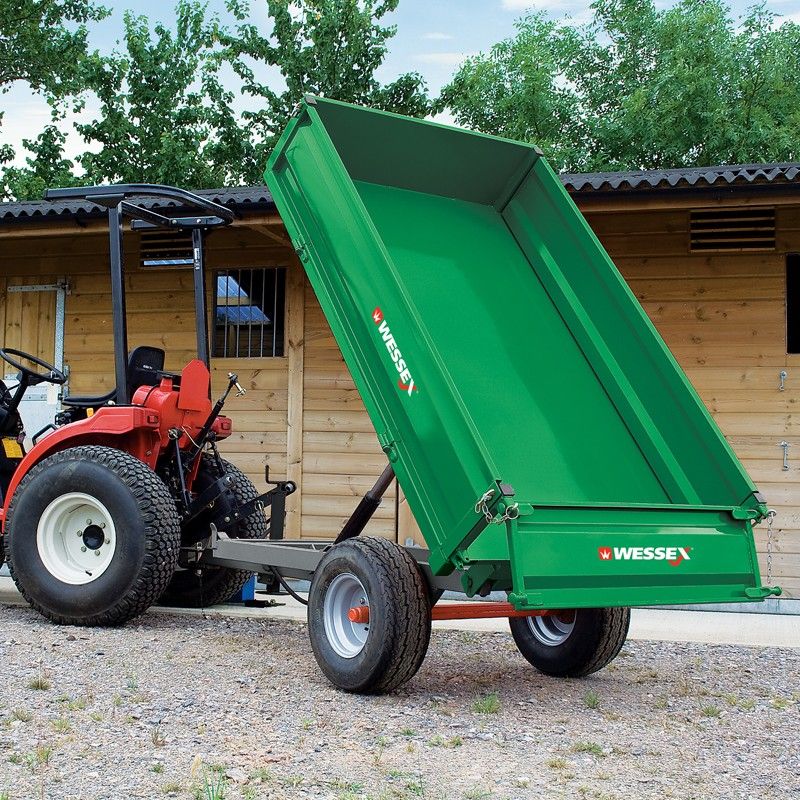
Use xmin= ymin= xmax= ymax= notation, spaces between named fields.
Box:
xmin=75 ymin=0 xmax=251 ymax=187
xmin=0 ymin=0 xmax=107 ymax=100
xmin=0 ymin=125 xmax=83 ymax=200
xmin=222 ymin=0 xmax=431 ymax=177
xmin=440 ymin=0 xmax=800 ymax=171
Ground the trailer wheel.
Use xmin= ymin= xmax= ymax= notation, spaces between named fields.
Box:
xmin=308 ymin=537 xmax=431 ymax=694
xmin=4 ymin=446 xmax=180 ymax=626
xmin=509 ymin=607 xmax=630 ymax=677
xmin=159 ymin=456 xmax=267 ymax=607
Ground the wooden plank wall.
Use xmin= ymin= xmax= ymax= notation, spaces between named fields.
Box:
xmin=585 ymin=204 xmax=800 ymax=598
xmin=298 ymin=279 xmax=396 ymax=539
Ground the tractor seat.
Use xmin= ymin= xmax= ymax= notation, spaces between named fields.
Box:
xmin=62 ymin=346 xmax=166 ymax=408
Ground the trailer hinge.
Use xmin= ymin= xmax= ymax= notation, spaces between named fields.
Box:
xmin=729 ymin=491 xmax=769 ymax=523
xmin=377 ymin=432 xmax=398 ymax=462
xmin=294 ymin=239 xmax=309 ymax=262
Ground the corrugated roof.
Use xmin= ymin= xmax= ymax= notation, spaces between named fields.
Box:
xmin=0 ymin=186 xmax=275 ymax=223
xmin=1 ymin=162 xmax=799 ymax=223
xmin=561 ymin=162 xmax=800 ymax=193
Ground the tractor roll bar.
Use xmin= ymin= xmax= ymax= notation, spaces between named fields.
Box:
xmin=44 ymin=184 xmax=235 ymax=401
xmin=43 ymin=184 xmax=236 ymax=224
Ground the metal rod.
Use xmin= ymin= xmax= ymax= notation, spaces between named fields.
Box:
xmin=334 ymin=464 xmax=395 ymax=544
xmin=108 ymin=203 xmax=129 ymax=403
xmin=347 ymin=602 xmax=558 ymax=624
xmin=192 ymin=228 xmax=209 ymax=367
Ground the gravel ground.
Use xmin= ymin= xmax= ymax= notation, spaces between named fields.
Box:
xmin=0 ymin=603 xmax=797 ymax=800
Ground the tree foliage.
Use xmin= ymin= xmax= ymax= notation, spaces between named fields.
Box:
xmin=74 ymin=0 xmax=250 ymax=187
xmin=3 ymin=0 xmax=430 ymax=197
xmin=0 ymin=0 xmax=107 ymax=98
xmin=221 ymin=0 xmax=431 ymax=169
xmin=440 ymin=0 xmax=800 ymax=171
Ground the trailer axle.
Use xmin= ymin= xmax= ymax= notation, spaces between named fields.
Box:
xmin=347 ymin=603 xmax=564 ymax=623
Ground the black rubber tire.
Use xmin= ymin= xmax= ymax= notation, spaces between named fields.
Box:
xmin=509 ymin=607 xmax=630 ymax=677
xmin=308 ymin=537 xmax=431 ymax=694
xmin=4 ymin=445 xmax=181 ymax=626
xmin=159 ymin=456 xmax=267 ymax=608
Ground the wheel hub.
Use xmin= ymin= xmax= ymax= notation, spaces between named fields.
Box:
xmin=526 ymin=610 xmax=576 ymax=646
xmin=36 ymin=493 xmax=117 ymax=585
xmin=81 ymin=524 xmax=105 ymax=551
xmin=323 ymin=573 xmax=370 ymax=659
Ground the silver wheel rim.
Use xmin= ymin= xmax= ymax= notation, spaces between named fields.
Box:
xmin=36 ymin=492 xmax=117 ymax=585
xmin=527 ymin=612 xmax=576 ymax=646
xmin=323 ymin=572 xmax=370 ymax=658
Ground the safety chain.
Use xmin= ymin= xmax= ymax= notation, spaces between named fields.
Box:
xmin=766 ymin=508 xmax=777 ymax=584
xmin=474 ymin=489 xmax=520 ymax=525
xmin=475 ymin=489 xmax=496 ymax=523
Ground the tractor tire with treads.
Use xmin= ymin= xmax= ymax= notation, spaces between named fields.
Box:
xmin=159 ymin=456 xmax=267 ymax=608
xmin=308 ymin=536 xmax=431 ymax=694
xmin=4 ymin=445 xmax=181 ymax=626
xmin=509 ymin=607 xmax=630 ymax=677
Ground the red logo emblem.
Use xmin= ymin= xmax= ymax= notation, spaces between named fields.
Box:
xmin=668 ymin=547 xmax=691 ymax=567
xmin=598 ymin=547 xmax=613 ymax=561
xmin=372 ymin=307 xmax=383 ymax=324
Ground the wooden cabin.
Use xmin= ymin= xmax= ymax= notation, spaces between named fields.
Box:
xmin=1 ymin=164 xmax=798 ymax=600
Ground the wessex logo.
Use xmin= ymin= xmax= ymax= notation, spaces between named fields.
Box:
xmin=372 ymin=307 xmax=418 ymax=396
xmin=598 ymin=546 xmax=692 ymax=567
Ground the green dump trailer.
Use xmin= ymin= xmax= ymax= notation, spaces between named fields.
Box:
xmin=213 ymin=96 xmax=780 ymax=693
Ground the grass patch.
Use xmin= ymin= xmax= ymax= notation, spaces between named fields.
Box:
xmin=700 ymin=704 xmax=720 ymax=718
xmin=571 ymin=741 xmax=605 ymax=757
xmin=27 ymin=676 xmax=51 ymax=691
xmin=151 ymin=763 xmax=165 ymax=774
xmin=547 ymin=757 xmax=568 ymax=770
xmin=739 ymin=698 xmax=755 ymax=711
xmin=583 ymin=690 xmax=600 ymax=709
xmin=151 ymin=725 xmax=167 ymax=747
xmin=26 ymin=744 xmax=53 ymax=770
xmin=472 ymin=692 xmax=500 ymax=714
xmin=770 ymin=696 xmax=791 ymax=710
xmin=162 ymin=782 xmax=182 ymax=795
xmin=51 ymin=718 xmax=71 ymax=734
xmin=11 ymin=709 xmax=32 ymax=723
xmin=193 ymin=769 xmax=228 ymax=800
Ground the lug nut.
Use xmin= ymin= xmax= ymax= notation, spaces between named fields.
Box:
xmin=80 ymin=546 xmax=87 ymax=552
xmin=77 ymin=531 xmax=83 ymax=537
xmin=86 ymin=519 xmax=92 ymax=525
xmin=94 ymin=550 xmax=101 ymax=556
xmin=99 ymin=522 xmax=106 ymax=529
xmin=105 ymin=537 xmax=110 ymax=545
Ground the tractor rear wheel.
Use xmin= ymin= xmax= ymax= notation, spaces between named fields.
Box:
xmin=308 ymin=537 xmax=431 ymax=694
xmin=158 ymin=456 xmax=267 ymax=608
xmin=4 ymin=445 xmax=181 ymax=626
xmin=509 ymin=607 xmax=630 ymax=677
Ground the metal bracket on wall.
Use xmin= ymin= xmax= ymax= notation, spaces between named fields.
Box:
xmin=779 ymin=440 xmax=790 ymax=471
xmin=779 ymin=370 xmax=788 ymax=391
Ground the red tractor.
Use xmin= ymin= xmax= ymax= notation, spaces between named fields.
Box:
xmin=0 ymin=185 xmax=294 ymax=625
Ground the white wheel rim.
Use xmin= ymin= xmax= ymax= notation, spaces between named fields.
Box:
xmin=526 ymin=611 xmax=576 ymax=646
xmin=36 ymin=492 xmax=117 ymax=585
xmin=323 ymin=572 xmax=370 ymax=659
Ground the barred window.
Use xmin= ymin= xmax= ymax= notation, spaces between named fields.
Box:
xmin=213 ymin=268 xmax=286 ymax=357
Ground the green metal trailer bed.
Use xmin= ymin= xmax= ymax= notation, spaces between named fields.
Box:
xmin=265 ymin=97 xmax=778 ymax=614
xmin=192 ymin=96 xmax=786 ymax=693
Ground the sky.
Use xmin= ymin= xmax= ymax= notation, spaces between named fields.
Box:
xmin=2 ymin=0 xmax=800 ymax=167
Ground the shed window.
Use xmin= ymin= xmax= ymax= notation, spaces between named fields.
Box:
xmin=788 ymin=255 xmax=800 ymax=354
xmin=213 ymin=268 xmax=286 ymax=357
xmin=139 ymin=230 xmax=194 ymax=268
